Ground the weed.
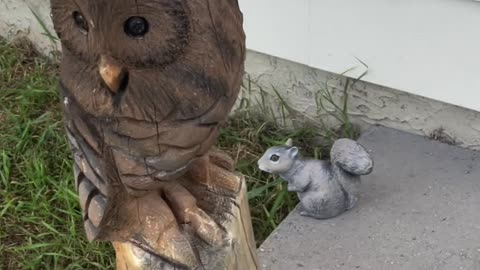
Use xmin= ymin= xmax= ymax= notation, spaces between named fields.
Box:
xmin=27 ymin=5 xmax=60 ymax=60
xmin=429 ymin=128 xmax=457 ymax=145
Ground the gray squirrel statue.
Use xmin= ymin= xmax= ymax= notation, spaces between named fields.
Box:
xmin=258 ymin=138 xmax=373 ymax=219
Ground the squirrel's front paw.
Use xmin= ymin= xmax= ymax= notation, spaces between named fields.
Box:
xmin=299 ymin=211 xmax=309 ymax=216
xmin=287 ymin=184 xmax=299 ymax=192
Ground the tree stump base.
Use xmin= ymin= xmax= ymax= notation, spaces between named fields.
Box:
xmin=113 ymin=175 xmax=258 ymax=270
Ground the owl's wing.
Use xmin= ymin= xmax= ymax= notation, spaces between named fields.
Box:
xmin=330 ymin=138 xmax=373 ymax=175
xmin=62 ymin=88 xmax=118 ymax=241
xmin=161 ymin=0 xmax=245 ymax=123
xmin=69 ymin=132 xmax=111 ymax=241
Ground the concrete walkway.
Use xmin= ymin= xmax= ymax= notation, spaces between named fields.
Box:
xmin=259 ymin=126 xmax=480 ymax=270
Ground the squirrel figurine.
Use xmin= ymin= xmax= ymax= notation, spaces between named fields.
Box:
xmin=258 ymin=138 xmax=373 ymax=219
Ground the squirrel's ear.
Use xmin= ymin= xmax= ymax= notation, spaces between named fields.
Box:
xmin=288 ymin=147 xmax=299 ymax=158
xmin=285 ymin=138 xmax=293 ymax=147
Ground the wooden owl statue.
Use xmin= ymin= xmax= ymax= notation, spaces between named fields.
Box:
xmin=50 ymin=0 xmax=257 ymax=269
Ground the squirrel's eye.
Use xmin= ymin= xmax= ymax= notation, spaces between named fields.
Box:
xmin=124 ymin=16 xmax=149 ymax=38
xmin=72 ymin=11 xmax=88 ymax=34
xmin=270 ymin=154 xmax=280 ymax=162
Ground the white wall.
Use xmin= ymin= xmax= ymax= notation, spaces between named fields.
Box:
xmin=239 ymin=0 xmax=480 ymax=112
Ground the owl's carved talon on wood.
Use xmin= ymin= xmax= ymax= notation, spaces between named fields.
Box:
xmin=153 ymin=223 xmax=200 ymax=269
xmin=209 ymin=148 xmax=235 ymax=172
xmin=186 ymin=207 xmax=229 ymax=247
xmin=115 ymin=193 xmax=201 ymax=269
xmin=188 ymin=156 xmax=241 ymax=193
xmin=163 ymin=183 xmax=228 ymax=247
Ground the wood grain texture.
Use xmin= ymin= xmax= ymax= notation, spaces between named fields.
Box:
xmin=113 ymin=177 xmax=258 ymax=270
xmin=51 ymin=0 xmax=256 ymax=268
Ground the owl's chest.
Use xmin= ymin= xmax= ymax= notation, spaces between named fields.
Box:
xmin=61 ymin=72 xmax=228 ymax=191
xmin=66 ymin=112 xmax=219 ymax=194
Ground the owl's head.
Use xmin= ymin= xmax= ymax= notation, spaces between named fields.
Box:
xmin=51 ymin=0 xmax=192 ymax=92
xmin=51 ymin=0 xmax=244 ymax=122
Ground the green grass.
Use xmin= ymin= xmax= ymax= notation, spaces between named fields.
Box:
xmin=0 ymin=39 xmax=356 ymax=269
xmin=0 ymin=39 xmax=115 ymax=269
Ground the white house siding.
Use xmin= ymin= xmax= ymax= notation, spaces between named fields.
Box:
xmin=239 ymin=0 xmax=480 ymax=113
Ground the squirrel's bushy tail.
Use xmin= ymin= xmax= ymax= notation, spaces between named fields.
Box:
xmin=330 ymin=138 xmax=373 ymax=175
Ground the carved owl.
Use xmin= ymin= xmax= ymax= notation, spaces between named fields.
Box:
xmin=50 ymin=0 xmax=245 ymax=268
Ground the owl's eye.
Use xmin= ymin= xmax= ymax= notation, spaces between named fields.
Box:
xmin=124 ymin=16 xmax=149 ymax=38
xmin=270 ymin=154 xmax=280 ymax=162
xmin=72 ymin=11 xmax=88 ymax=34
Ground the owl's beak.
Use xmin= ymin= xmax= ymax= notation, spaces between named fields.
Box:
xmin=99 ymin=55 xmax=128 ymax=94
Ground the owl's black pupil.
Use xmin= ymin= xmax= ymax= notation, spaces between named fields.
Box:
xmin=124 ymin=16 xmax=149 ymax=38
xmin=72 ymin=11 xmax=88 ymax=33
xmin=270 ymin=155 xmax=280 ymax=162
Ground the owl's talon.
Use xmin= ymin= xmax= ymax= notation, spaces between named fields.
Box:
xmin=151 ymin=223 xmax=200 ymax=269
xmin=186 ymin=207 xmax=229 ymax=246
xmin=163 ymin=183 xmax=227 ymax=246
xmin=119 ymin=193 xmax=200 ymax=269
xmin=189 ymin=156 xmax=241 ymax=193
xmin=208 ymin=148 xmax=235 ymax=172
